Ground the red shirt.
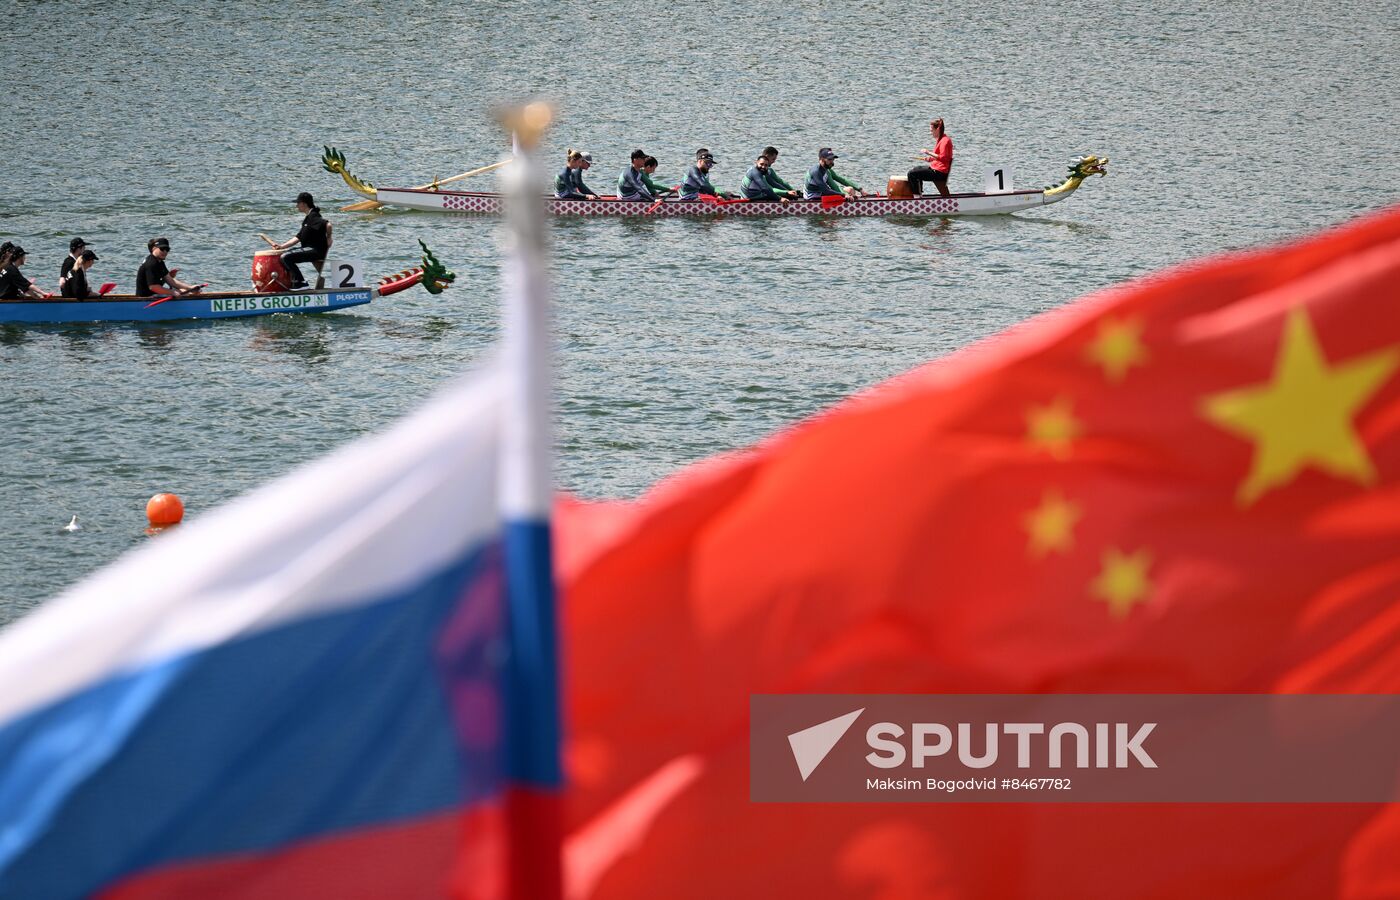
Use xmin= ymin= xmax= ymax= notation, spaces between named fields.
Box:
xmin=928 ymin=134 xmax=954 ymax=173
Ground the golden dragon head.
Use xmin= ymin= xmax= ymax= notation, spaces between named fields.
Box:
xmin=1044 ymin=154 xmax=1110 ymax=197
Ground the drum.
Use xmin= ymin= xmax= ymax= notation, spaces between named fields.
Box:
xmin=252 ymin=249 xmax=289 ymax=293
xmin=886 ymin=175 xmax=913 ymax=199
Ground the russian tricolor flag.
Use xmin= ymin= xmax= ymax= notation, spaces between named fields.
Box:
xmin=0 ymin=131 xmax=560 ymax=900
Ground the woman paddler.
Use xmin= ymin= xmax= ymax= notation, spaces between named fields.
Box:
xmin=555 ymin=149 xmax=600 ymax=200
xmin=0 ymin=245 xmax=50 ymax=299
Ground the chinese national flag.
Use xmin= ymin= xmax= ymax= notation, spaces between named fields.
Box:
xmin=555 ymin=205 xmax=1400 ymax=899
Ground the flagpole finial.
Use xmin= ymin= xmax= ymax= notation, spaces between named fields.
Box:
xmin=498 ymin=102 xmax=553 ymax=151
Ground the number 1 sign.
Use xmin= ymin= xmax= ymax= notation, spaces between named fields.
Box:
xmin=983 ymin=167 xmax=1015 ymax=194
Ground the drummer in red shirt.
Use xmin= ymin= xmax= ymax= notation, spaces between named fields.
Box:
xmin=907 ymin=118 xmax=954 ymax=197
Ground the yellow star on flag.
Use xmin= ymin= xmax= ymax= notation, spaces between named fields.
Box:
xmin=1086 ymin=316 xmax=1149 ymax=383
xmin=1091 ymin=547 xmax=1153 ymax=619
xmin=1026 ymin=396 xmax=1082 ymax=459
xmin=1023 ymin=489 xmax=1082 ymax=558
xmin=1201 ymin=308 xmax=1400 ymax=506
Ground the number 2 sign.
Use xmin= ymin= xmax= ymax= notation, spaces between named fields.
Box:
xmin=321 ymin=259 xmax=365 ymax=289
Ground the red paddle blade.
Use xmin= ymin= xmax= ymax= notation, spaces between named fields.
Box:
xmin=698 ymin=194 xmax=722 ymax=205
xmin=98 ymin=283 xmax=117 ymax=295
xmin=821 ymin=195 xmax=846 ymax=209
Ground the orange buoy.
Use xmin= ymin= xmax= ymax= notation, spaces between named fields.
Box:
xmin=146 ymin=493 xmax=185 ymax=527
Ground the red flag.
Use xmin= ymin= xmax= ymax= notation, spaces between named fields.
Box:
xmin=556 ymin=205 xmax=1400 ymax=899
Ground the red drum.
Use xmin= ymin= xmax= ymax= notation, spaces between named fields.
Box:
xmin=887 ymin=175 xmax=913 ymax=199
xmin=252 ymin=249 xmax=289 ymax=293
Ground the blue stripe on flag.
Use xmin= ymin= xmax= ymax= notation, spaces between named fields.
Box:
xmin=0 ymin=539 xmax=510 ymax=900
xmin=503 ymin=519 xmax=562 ymax=787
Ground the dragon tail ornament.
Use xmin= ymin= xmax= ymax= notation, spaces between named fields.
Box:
xmin=321 ymin=146 xmax=377 ymax=199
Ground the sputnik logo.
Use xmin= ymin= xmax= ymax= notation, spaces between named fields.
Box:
xmin=788 ymin=708 xmax=864 ymax=781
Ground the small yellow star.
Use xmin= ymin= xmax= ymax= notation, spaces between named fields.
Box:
xmin=1085 ymin=316 xmax=1149 ymax=383
xmin=1023 ymin=489 xmax=1083 ymax=558
xmin=1201 ymin=308 xmax=1400 ymax=506
xmin=1027 ymin=396 xmax=1082 ymax=459
xmin=1091 ymin=547 xmax=1153 ymax=619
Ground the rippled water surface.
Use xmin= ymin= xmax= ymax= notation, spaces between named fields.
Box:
xmin=2 ymin=0 xmax=1398 ymax=623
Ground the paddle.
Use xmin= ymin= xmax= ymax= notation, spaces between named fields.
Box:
xmin=698 ymin=194 xmax=749 ymax=207
xmin=98 ymin=283 xmax=117 ymax=296
xmin=644 ymin=185 xmax=681 ymax=215
xmin=342 ymin=159 xmax=513 ymax=212
xmin=821 ymin=194 xmax=847 ymax=210
xmin=143 ymin=284 xmax=207 ymax=309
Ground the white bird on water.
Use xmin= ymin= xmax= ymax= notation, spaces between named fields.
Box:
xmin=62 ymin=516 xmax=81 ymax=533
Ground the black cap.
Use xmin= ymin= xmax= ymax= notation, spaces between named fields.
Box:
xmin=819 ymin=147 xmax=839 ymax=160
xmin=695 ymin=148 xmax=716 ymax=161
xmin=81 ymin=249 xmax=98 ymax=262
xmin=10 ymin=246 xmax=25 ymax=257
xmin=69 ymin=237 xmax=87 ymax=252
xmin=296 ymin=191 xmax=314 ymax=207
xmin=152 ymin=237 xmax=170 ymax=250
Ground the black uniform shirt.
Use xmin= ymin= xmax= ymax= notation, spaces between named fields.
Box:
xmin=62 ymin=265 xmax=91 ymax=299
xmin=0 ymin=265 xmax=33 ymax=299
xmin=296 ymin=208 xmax=329 ymax=257
xmin=135 ymin=254 xmax=169 ymax=297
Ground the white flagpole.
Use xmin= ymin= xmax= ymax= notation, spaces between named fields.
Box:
xmin=498 ymin=103 xmax=563 ymax=899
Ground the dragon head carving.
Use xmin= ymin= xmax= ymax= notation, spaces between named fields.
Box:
xmin=1044 ymin=154 xmax=1110 ymax=197
xmin=418 ymin=240 xmax=457 ymax=295
xmin=321 ymin=146 xmax=377 ymax=199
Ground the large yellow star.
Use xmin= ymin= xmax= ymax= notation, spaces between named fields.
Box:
xmin=1026 ymin=396 xmax=1082 ymax=460
xmin=1091 ymin=547 xmax=1153 ymax=619
xmin=1086 ymin=316 xmax=1149 ymax=383
xmin=1023 ymin=489 xmax=1082 ymax=558
xmin=1201 ymin=308 xmax=1399 ymax=505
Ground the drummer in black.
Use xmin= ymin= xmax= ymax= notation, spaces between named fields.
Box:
xmin=135 ymin=237 xmax=201 ymax=297
xmin=272 ymin=192 xmax=330 ymax=289
xmin=61 ymin=250 xmax=99 ymax=299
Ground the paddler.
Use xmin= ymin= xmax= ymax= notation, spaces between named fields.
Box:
xmin=761 ymin=146 xmax=800 ymax=197
xmin=641 ymin=156 xmax=674 ymax=198
xmin=805 ymin=147 xmax=865 ymax=200
xmin=61 ymin=249 xmax=98 ymax=299
xmin=679 ymin=149 xmax=735 ymax=201
xmin=555 ymin=149 xmax=600 ymax=200
xmin=617 ymin=149 xmax=655 ymax=202
xmin=135 ymin=237 xmax=201 ymax=298
xmin=907 ymin=118 xmax=953 ymax=197
xmin=59 ymin=237 xmax=88 ymax=295
xmin=741 ymin=153 xmax=797 ymax=202
xmin=0 ymin=246 xmax=50 ymax=299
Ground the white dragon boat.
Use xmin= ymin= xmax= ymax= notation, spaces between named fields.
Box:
xmin=321 ymin=148 xmax=1108 ymax=218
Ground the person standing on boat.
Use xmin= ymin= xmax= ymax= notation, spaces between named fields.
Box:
xmin=61 ymin=249 xmax=98 ymax=299
xmin=907 ymin=118 xmax=954 ymax=197
xmin=59 ymin=237 xmax=87 ymax=294
xmin=617 ymin=149 xmax=655 ymax=202
xmin=761 ymin=147 xmax=799 ymax=196
xmin=135 ymin=237 xmax=201 ymax=298
xmin=641 ymin=156 xmax=674 ymax=198
xmin=741 ymin=154 xmax=797 ymax=202
xmin=805 ymin=148 xmax=865 ymax=200
xmin=679 ymin=149 xmax=734 ymax=201
xmin=0 ymin=246 xmax=50 ymax=299
xmin=270 ymin=193 xmax=330 ymax=290
xmin=555 ymin=149 xmax=599 ymax=200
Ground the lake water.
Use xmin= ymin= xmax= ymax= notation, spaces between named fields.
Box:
xmin=2 ymin=0 xmax=1398 ymax=624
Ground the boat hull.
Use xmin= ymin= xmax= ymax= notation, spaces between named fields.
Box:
xmin=373 ymin=187 xmax=1057 ymax=217
xmin=0 ymin=287 xmax=374 ymax=325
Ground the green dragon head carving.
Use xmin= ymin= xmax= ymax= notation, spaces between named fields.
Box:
xmin=418 ymin=240 xmax=457 ymax=295
xmin=1044 ymin=154 xmax=1110 ymax=197
xmin=321 ymin=146 xmax=377 ymax=199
